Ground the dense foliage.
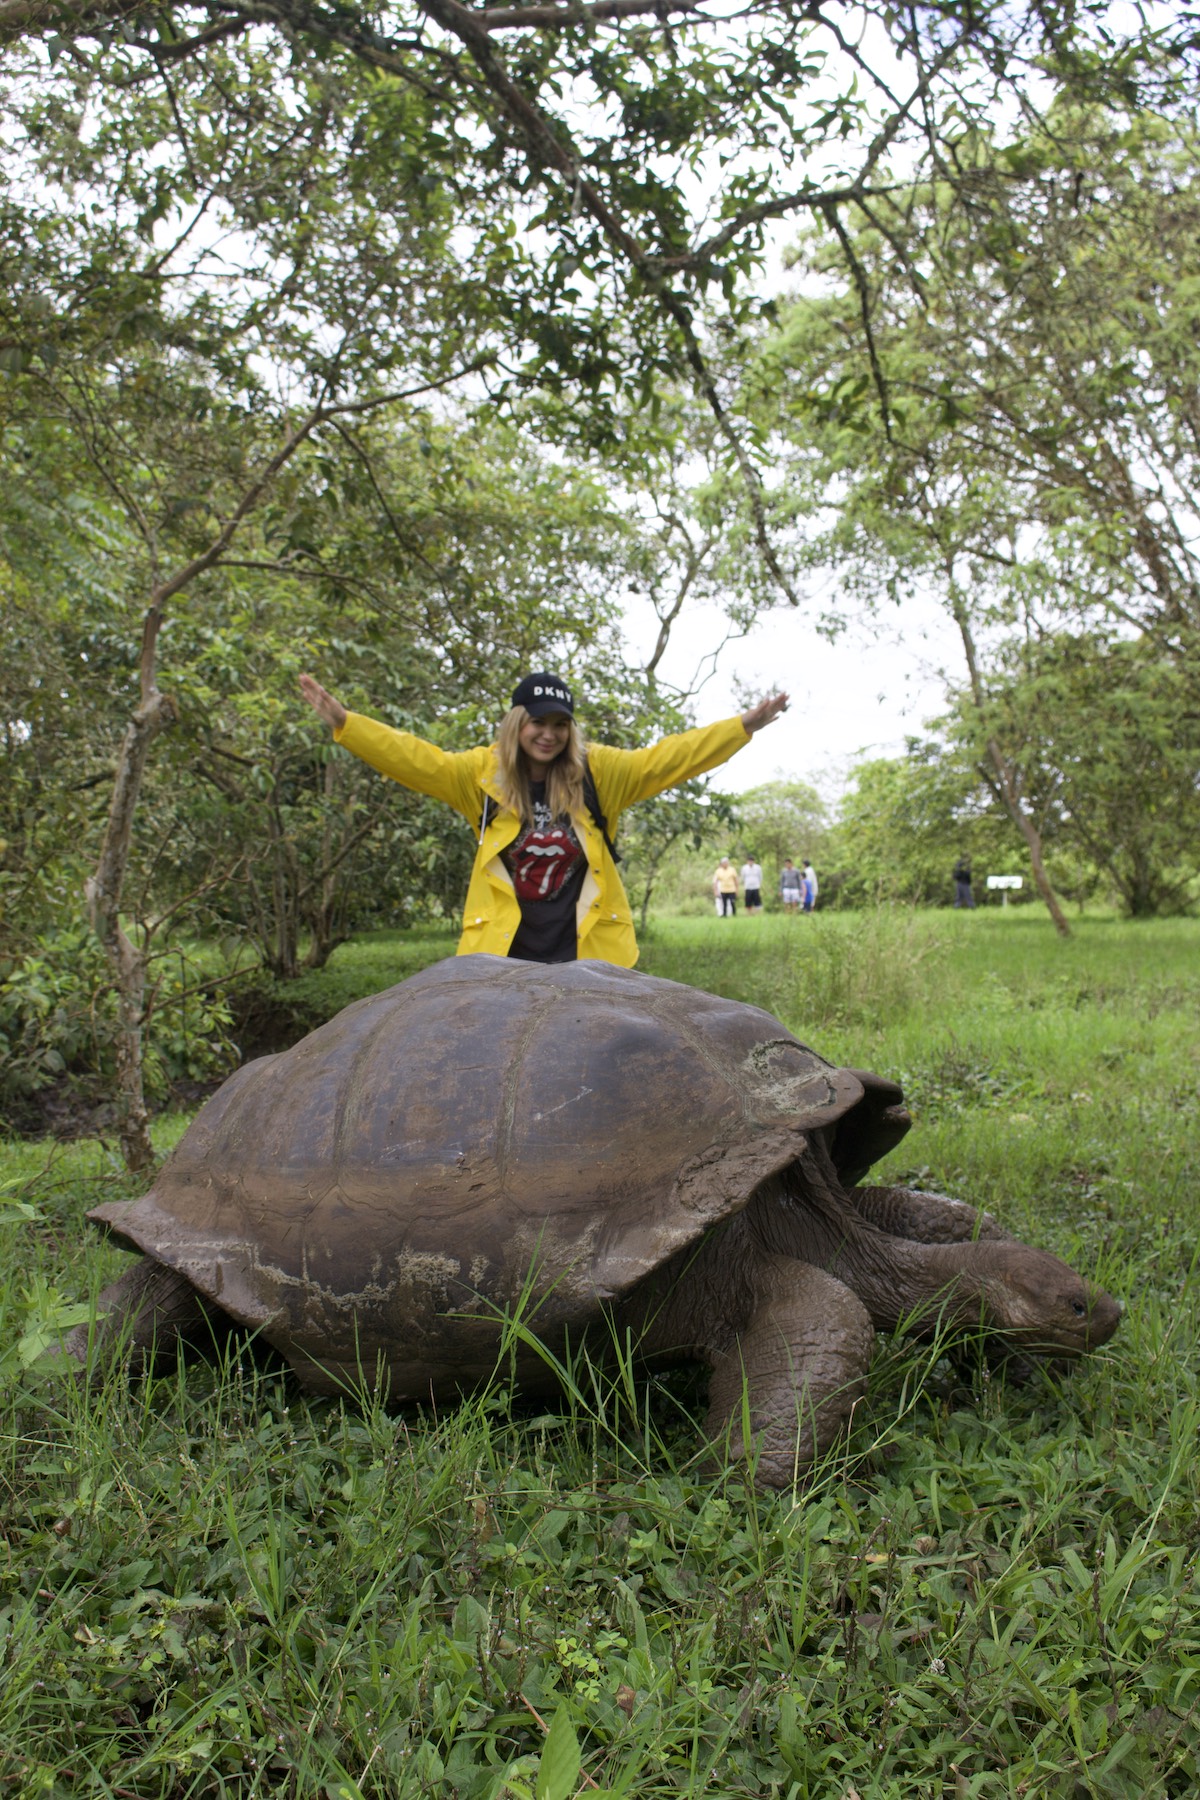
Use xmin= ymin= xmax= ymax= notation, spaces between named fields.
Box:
xmin=753 ymin=94 xmax=1200 ymax=929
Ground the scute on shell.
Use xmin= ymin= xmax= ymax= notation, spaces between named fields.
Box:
xmin=89 ymin=956 xmax=911 ymax=1396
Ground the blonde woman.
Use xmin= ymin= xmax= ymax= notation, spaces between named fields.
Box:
xmin=299 ymin=670 xmax=787 ymax=967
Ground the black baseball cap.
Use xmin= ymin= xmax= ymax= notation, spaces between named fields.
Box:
xmin=512 ymin=672 xmax=574 ymax=719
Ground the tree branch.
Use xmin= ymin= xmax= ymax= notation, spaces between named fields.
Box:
xmin=470 ymin=0 xmax=710 ymax=30
xmin=820 ymin=199 xmax=892 ymax=443
xmin=148 ymin=354 xmax=495 ymax=612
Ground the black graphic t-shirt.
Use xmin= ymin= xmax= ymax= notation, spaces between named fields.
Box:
xmin=502 ymin=782 xmax=586 ymax=963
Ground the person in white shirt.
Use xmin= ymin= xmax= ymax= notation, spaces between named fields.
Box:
xmin=741 ymin=856 xmax=763 ymax=913
xmin=801 ymin=859 xmax=818 ymax=913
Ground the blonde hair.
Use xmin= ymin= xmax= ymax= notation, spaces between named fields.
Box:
xmin=494 ymin=706 xmax=587 ymax=828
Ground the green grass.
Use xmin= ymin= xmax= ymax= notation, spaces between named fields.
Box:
xmin=2 ymin=909 xmax=1199 ymax=1798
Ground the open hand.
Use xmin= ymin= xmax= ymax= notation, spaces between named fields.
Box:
xmin=299 ymin=673 xmax=348 ymax=732
xmin=741 ymin=692 xmax=789 ymax=735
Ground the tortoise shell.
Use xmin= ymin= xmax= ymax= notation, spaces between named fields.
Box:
xmin=91 ymin=956 xmax=910 ymax=1395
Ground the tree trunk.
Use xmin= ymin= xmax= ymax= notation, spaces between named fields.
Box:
xmin=264 ymin=797 xmax=300 ymax=980
xmin=302 ymin=914 xmax=349 ymax=971
xmin=302 ymin=753 xmax=350 ymax=968
xmin=637 ymin=872 xmax=658 ymax=937
xmin=84 ymin=608 xmax=177 ymax=1171
xmin=79 ymin=390 xmax=437 ymax=1165
xmin=982 ymin=738 xmax=1072 ymax=938
xmin=634 ymin=837 xmax=680 ymax=935
xmin=1122 ymin=849 xmax=1160 ymax=918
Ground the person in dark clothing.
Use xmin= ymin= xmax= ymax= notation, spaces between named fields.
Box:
xmin=953 ymin=855 xmax=976 ymax=909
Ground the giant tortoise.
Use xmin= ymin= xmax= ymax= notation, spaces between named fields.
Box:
xmin=75 ymin=956 xmax=1120 ymax=1488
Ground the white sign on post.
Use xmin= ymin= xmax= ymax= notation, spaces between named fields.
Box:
xmin=986 ymin=875 xmax=1024 ymax=907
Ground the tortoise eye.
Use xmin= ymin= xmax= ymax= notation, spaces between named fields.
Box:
xmin=1072 ymin=1300 xmax=1086 ymax=1316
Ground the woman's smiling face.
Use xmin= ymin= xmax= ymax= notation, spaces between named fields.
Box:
xmin=518 ymin=713 xmax=571 ymax=771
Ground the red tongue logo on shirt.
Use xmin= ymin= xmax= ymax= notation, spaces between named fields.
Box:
xmin=512 ymin=826 xmax=579 ymax=901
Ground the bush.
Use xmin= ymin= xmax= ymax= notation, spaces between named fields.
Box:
xmin=0 ymin=926 xmax=235 ymax=1127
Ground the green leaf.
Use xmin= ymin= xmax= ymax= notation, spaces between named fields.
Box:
xmin=534 ymin=1705 xmax=581 ymax=1800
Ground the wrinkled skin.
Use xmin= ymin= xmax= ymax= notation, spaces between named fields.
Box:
xmin=621 ymin=1142 xmax=1119 ymax=1486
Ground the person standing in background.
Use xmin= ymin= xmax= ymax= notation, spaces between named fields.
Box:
xmin=741 ymin=854 xmax=763 ymax=914
xmin=953 ymin=855 xmax=976 ymax=909
xmin=713 ymin=857 xmax=739 ymax=916
xmin=801 ymin=859 xmax=818 ymax=913
xmin=780 ymin=858 xmax=803 ymax=914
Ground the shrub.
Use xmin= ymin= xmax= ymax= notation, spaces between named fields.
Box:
xmin=0 ymin=926 xmax=235 ymax=1127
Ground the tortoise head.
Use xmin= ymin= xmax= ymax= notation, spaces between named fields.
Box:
xmin=976 ymin=1243 xmax=1121 ymax=1356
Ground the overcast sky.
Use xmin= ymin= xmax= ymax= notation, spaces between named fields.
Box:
xmin=630 ymin=587 xmax=962 ymax=800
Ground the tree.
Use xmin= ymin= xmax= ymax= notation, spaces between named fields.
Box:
xmin=618 ymin=779 xmax=739 ymax=932
xmin=830 ymin=745 xmax=1008 ymax=908
xmin=829 ymin=629 xmax=1200 ymax=915
xmin=752 ymin=94 xmax=1200 ymax=930
xmin=941 ymin=634 xmax=1200 ymax=916
xmin=734 ymin=779 xmax=828 ymax=883
xmin=1 ymin=375 xmax=662 ymax=1159
xmin=0 ymin=29 xmax=507 ymax=1162
xmin=4 ymin=0 xmax=1189 ymax=599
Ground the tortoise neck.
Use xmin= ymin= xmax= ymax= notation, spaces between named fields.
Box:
xmin=774 ymin=1151 xmax=990 ymax=1333
xmin=829 ymin=1232 xmax=991 ymax=1334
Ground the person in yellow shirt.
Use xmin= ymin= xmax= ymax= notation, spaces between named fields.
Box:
xmin=712 ymin=857 xmax=739 ymax=917
xmin=299 ymin=671 xmax=787 ymax=967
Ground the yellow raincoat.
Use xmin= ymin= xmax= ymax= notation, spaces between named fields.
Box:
xmin=334 ymin=712 xmax=751 ymax=966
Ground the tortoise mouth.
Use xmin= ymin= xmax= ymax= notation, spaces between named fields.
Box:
xmin=1081 ymin=1290 xmax=1123 ymax=1349
xmin=1009 ymin=1300 xmax=1122 ymax=1358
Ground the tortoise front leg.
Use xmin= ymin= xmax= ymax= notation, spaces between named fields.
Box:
xmin=705 ymin=1260 xmax=875 ymax=1490
xmin=65 ymin=1256 xmax=224 ymax=1374
xmin=849 ymin=1185 xmax=1013 ymax=1245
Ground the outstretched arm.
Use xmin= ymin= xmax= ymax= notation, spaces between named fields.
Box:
xmin=299 ymin=673 xmax=348 ymax=732
xmin=590 ymin=693 xmax=790 ymax=815
xmin=298 ymin=674 xmax=488 ymax=822
xmin=741 ymin=692 xmax=789 ymax=734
